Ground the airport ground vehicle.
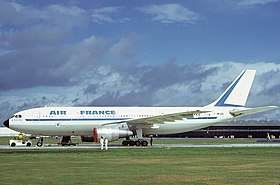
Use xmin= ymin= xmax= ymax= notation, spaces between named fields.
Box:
xmin=9 ymin=139 xmax=32 ymax=147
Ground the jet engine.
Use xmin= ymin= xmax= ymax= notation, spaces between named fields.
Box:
xmin=94 ymin=123 xmax=133 ymax=142
xmin=81 ymin=123 xmax=133 ymax=142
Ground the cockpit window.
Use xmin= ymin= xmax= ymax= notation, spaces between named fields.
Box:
xmin=14 ymin=115 xmax=22 ymax=118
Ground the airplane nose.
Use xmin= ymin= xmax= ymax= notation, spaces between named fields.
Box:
xmin=3 ymin=119 xmax=9 ymax=128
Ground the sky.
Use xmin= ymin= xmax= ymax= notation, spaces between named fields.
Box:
xmin=1 ymin=0 xmax=280 ymax=123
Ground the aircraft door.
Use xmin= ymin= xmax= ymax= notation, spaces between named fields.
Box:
xmin=32 ymin=111 xmax=41 ymax=121
xmin=37 ymin=112 xmax=41 ymax=121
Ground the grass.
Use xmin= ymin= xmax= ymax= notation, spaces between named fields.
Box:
xmin=0 ymin=147 xmax=280 ymax=185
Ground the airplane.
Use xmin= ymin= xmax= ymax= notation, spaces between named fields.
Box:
xmin=3 ymin=70 xmax=278 ymax=147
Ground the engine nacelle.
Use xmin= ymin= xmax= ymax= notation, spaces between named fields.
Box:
xmin=93 ymin=123 xmax=133 ymax=142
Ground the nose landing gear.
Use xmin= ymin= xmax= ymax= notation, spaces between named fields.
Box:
xmin=36 ymin=137 xmax=44 ymax=147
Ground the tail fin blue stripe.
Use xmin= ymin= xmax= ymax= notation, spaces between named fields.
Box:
xmin=215 ymin=71 xmax=246 ymax=107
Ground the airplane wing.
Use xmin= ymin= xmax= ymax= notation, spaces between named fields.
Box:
xmin=126 ymin=110 xmax=211 ymax=125
xmin=102 ymin=110 xmax=210 ymax=126
xmin=229 ymin=106 xmax=278 ymax=117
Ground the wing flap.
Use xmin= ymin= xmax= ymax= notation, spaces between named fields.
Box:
xmin=229 ymin=106 xmax=278 ymax=117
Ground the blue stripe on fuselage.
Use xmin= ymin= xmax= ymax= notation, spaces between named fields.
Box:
xmin=25 ymin=118 xmax=130 ymax=122
xmin=24 ymin=117 xmax=218 ymax=122
xmin=187 ymin=117 xmax=217 ymax=120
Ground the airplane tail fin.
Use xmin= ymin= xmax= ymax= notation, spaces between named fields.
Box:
xmin=207 ymin=70 xmax=256 ymax=107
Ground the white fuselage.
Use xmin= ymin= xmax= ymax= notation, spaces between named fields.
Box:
xmin=8 ymin=106 xmax=235 ymax=136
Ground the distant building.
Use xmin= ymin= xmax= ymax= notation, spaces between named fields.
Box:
xmin=159 ymin=120 xmax=280 ymax=139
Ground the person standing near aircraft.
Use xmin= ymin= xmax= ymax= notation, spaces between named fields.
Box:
xmin=150 ymin=136 xmax=153 ymax=146
xmin=104 ymin=137 xmax=108 ymax=150
xmin=100 ymin=136 xmax=104 ymax=150
xmin=266 ymin=133 xmax=271 ymax=141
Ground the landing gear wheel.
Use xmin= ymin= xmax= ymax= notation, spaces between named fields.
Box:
xmin=129 ymin=140 xmax=135 ymax=146
xmin=26 ymin=142 xmax=31 ymax=147
xmin=141 ymin=140 xmax=148 ymax=146
xmin=11 ymin=143 xmax=16 ymax=147
xmin=122 ymin=140 xmax=128 ymax=146
xmin=36 ymin=142 xmax=43 ymax=147
xmin=135 ymin=140 xmax=141 ymax=146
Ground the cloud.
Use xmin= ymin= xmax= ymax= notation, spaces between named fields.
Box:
xmin=138 ymin=4 xmax=200 ymax=25
xmin=0 ymin=35 xmax=108 ymax=90
xmin=107 ymin=34 xmax=140 ymax=62
xmin=91 ymin=6 xmax=129 ymax=24
xmin=0 ymin=1 xmax=88 ymax=28
xmin=0 ymin=2 xmax=136 ymax=92
xmin=0 ymin=1 xmax=89 ymax=48
xmin=0 ymin=32 xmax=146 ymax=92
xmin=238 ymin=0 xmax=280 ymax=6
xmin=0 ymin=1 xmax=87 ymax=26
xmin=0 ymin=3 xmax=130 ymax=51
xmin=0 ymin=1 xmax=44 ymax=25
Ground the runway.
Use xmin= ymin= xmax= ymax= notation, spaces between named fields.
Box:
xmin=1 ymin=143 xmax=280 ymax=150
xmin=153 ymin=143 xmax=280 ymax=148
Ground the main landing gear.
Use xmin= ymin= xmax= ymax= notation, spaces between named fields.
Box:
xmin=122 ymin=139 xmax=148 ymax=146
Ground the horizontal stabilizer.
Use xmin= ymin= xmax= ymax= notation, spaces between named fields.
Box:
xmin=229 ymin=106 xmax=278 ymax=117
